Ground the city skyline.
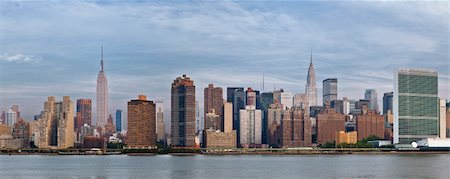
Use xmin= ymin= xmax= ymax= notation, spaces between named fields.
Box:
xmin=0 ymin=1 xmax=449 ymax=125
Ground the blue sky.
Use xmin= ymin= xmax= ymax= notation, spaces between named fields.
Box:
xmin=0 ymin=1 xmax=448 ymax=128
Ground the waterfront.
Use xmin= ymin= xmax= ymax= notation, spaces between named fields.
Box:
xmin=0 ymin=154 xmax=449 ymax=178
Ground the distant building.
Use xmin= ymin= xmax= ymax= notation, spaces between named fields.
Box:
xmin=0 ymin=124 xmax=11 ymax=136
xmin=293 ymin=93 xmax=308 ymax=109
xmin=305 ymin=54 xmax=318 ymax=107
xmin=245 ymin=87 xmax=257 ymax=107
xmin=239 ymin=105 xmax=262 ymax=146
xmin=356 ymin=105 xmax=385 ymax=141
xmin=260 ymin=92 xmax=274 ymax=144
xmin=12 ymin=119 xmax=30 ymax=148
xmin=383 ymin=92 xmax=393 ymax=115
xmin=439 ymin=99 xmax=446 ymax=138
xmin=204 ymin=84 xmax=223 ymax=129
xmin=331 ymin=99 xmax=344 ymax=114
xmin=5 ymin=108 xmax=17 ymax=127
xmin=204 ymin=130 xmax=237 ymax=148
xmin=316 ymin=102 xmax=346 ymax=144
xmin=273 ymin=89 xmax=293 ymax=109
xmin=127 ymin=95 xmax=156 ymax=148
xmin=394 ymin=68 xmax=439 ymax=144
xmin=171 ymin=75 xmax=196 ymax=147
xmin=36 ymin=96 xmax=74 ymax=149
xmin=281 ymin=107 xmax=312 ymax=148
xmin=343 ymin=97 xmax=350 ymax=115
xmin=364 ymin=89 xmax=379 ymax=113
xmin=155 ymin=102 xmax=165 ymax=143
xmin=227 ymin=87 xmax=245 ymax=144
xmin=205 ymin=109 xmax=220 ymax=131
xmin=104 ymin=114 xmax=116 ymax=136
xmin=323 ymin=78 xmax=338 ymax=105
xmin=447 ymin=103 xmax=450 ymax=137
xmin=267 ymin=103 xmax=283 ymax=146
xmin=336 ymin=131 xmax=357 ymax=144
xmin=96 ymin=47 xmax=108 ymax=128
xmin=115 ymin=110 xmax=122 ymax=133
xmin=223 ymin=101 xmax=233 ymax=133
xmin=75 ymin=99 xmax=92 ymax=132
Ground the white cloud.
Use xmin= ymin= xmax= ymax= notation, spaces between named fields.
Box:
xmin=0 ymin=53 xmax=41 ymax=63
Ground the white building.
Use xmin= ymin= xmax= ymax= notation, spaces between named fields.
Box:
xmin=96 ymin=47 xmax=108 ymax=128
xmin=280 ymin=92 xmax=293 ymax=109
xmin=239 ymin=105 xmax=262 ymax=146
xmin=6 ymin=108 xmax=17 ymax=127
xmin=439 ymin=99 xmax=446 ymax=138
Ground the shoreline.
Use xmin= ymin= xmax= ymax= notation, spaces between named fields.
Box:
xmin=1 ymin=148 xmax=449 ymax=156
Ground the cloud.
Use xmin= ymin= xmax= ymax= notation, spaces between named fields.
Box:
xmin=0 ymin=53 xmax=41 ymax=63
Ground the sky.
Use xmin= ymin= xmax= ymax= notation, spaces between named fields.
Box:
xmin=0 ymin=1 xmax=449 ymax=130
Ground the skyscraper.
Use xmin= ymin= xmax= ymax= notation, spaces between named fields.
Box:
xmin=323 ymin=78 xmax=338 ymax=105
xmin=75 ymin=99 xmax=92 ymax=132
xmin=245 ymin=87 xmax=257 ymax=107
xmin=439 ymin=99 xmax=446 ymax=138
xmin=5 ymin=108 xmax=17 ymax=127
xmin=204 ymin=84 xmax=223 ymax=129
xmin=305 ymin=54 xmax=317 ymax=107
xmin=155 ymin=101 xmax=165 ymax=143
xmin=239 ymin=105 xmax=262 ymax=147
xmin=127 ymin=95 xmax=156 ymax=148
xmin=227 ymin=87 xmax=245 ymax=143
xmin=171 ymin=75 xmax=196 ymax=147
xmin=383 ymin=92 xmax=393 ymax=115
xmin=36 ymin=96 xmax=74 ymax=149
xmin=364 ymin=89 xmax=379 ymax=113
xmin=394 ymin=68 xmax=439 ymax=144
xmin=260 ymin=92 xmax=274 ymax=144
xmin=115 ymin=110 xmax=122 ymax=133
xmin=223 ymin=101 xmax=233 ymax=133
xmin=96 ymin=47 xmax=108 ymax=128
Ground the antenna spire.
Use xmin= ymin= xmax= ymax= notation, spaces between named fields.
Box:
xmin=262 ymin=72 xmax=265 ymax=92
xmin=101 ymin=46 xmax=104 ymax=71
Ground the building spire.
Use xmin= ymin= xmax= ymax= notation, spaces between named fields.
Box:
xmin=100 ymin=46 xmax=104 ymax=71
xmin=310 ymin=50 xmax=312 ymax=65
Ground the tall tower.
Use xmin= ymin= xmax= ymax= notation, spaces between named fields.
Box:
xmin=96 ymin=46 xmax=108 ymax=128
xmin=305 ymin=53 xmax=318 ymax=107
xmin=171 ymin=75 xmax=196 ymax=147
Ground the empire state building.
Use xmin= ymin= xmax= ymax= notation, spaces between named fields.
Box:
xmin=96 ymin=47 xmax=108 ymax=128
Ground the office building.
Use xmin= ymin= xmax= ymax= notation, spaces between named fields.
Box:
xmin=439 ymin=99 xmax=446 ymax=138
xmin=323 ymin=78 xmax=338 ymax=105
xmin=267 ymin=103 xmax=283 ymax=146
xmin=227 ymin=87 xmax=245 ymax=143
xmin=171 ymin=75 xmax=196 ymax=147
xmin=5 ymin=108 xmax=17 ymax=127
xmin=96 ymin=47 xmax=108 ymax=128
xmin=394 ymin=68 xmax=439 ymax=144
xmin=239 ymin=105 xmax=262 ymax=146
xmin=127 ymin=95 xmax=156 ymax=148
xmin=75 ymin=99 xmax=92 ymax=132
xmin=281 ymin=107 xmax=312 ymax=147
xmin=223 ymin=101 xmax=233 ymax=133
xmin=293 ymin=93 xmax=308 ymax=109
xmin=115 ymin=110 xmax=122 ymax=133
xmin=155 ymin=101 xmax=165 ymax=143
xmin=260 ymin=92 xmax=274 ymax=144
xmin=383 ymin=92 xmax=393 ymax=115
xmin=104 ymin=114 xmax=116 ymax=136
xmin=204 ymin=84 xmax=223 ymax=127
xmin=204 ymin=130 xmax=236 ymax=148
xmin=365 ymin=89 xmax=379 ymax=113
xmin=305 ymin=54 xmax=318 ymax=107
xmin=205 ymin=109 xmax=220 ymax=131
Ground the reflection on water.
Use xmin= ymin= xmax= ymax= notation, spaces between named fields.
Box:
xmin=0 ymin=154 xmax=449 ymax=179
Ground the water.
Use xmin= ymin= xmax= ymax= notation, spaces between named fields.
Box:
xmin=0 ymin=154 xmax=449 ymax=178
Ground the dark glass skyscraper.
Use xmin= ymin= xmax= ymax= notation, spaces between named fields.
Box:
xmin=116 ymin=110 xmax=122 ymax=132
xmin=260 ymin=92 xmax=274 ymax=144
xmin=227 ymin=87 xmax=245 ymax=144
xmin=383 ymin=92 xmax=393 ymax=115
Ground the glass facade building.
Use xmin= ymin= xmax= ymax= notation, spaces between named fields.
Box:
xmin=394 ymin=68 xmax=439 ymax=144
